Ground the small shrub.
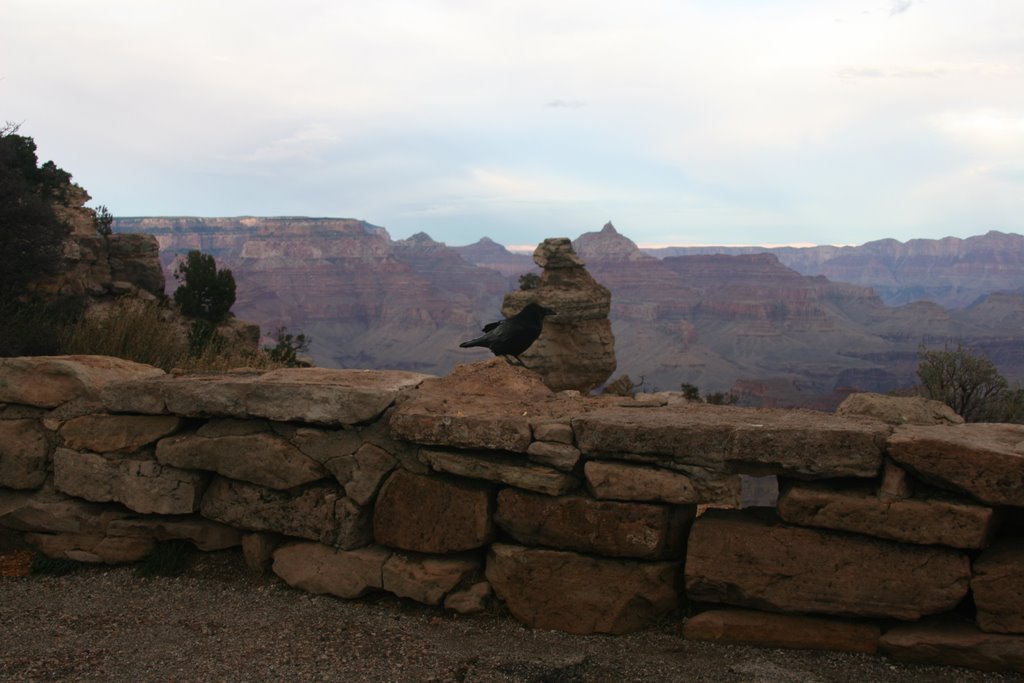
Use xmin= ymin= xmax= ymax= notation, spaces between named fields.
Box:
xmin=265 ymin=326 xmax=312 ymax=367
xmin=61 ymin=298 xmax=188 ymax=371
xmin=173 ymin=250 xmax=236 ymax=323
xmin=518 ymin=272 xmax=540 ymax=291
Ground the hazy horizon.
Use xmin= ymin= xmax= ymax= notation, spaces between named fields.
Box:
xmin=5 ymin=1 xmax=1024 ymax=248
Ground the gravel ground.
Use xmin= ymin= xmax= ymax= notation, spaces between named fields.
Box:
xmin=1 ymin=550 xmax=1020 ymax=683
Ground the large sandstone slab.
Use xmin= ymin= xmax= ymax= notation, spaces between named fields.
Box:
xmin=272 ymin=542 xmax=389 ymax=599
xmin=0 ymin=419 xmax=50 ymax=489
xmin=880 ymin=619 xmax=1024 ymax=673
xmin=494 ymin=488 xmax=692 ymax=559
xmin=156 ymin=430 xmax=327 ymax=489
xmin=53 ymin=448 xmax=208 ymax=515
xmin=104 ymin=516 xmax=241 ymax=551
xmin=0 ymin=355 xmax=164 ymax=408
xmin=373 ymin=470 xmax=493 ymax=553
xmin=486 ymin=543 xmax=680 ymax=635
xmin=972 ymin=539 xmax=1024 ymax=634
xmin=888 ymin=423 xmax=1024 ymax=506
xmin=421 ymin=448 xmax=577 ymax=496
xmin=381 ymin=552 xmax=479 ymax=605
xmin=60 ymin=414 xmax=181 ymax=454
xmin=102 ymin=367 xmax=432 ymax=426
xmin=684 ymin=609 xmax=880 ymax=654
xmin=573 ymin=404 xmax=887 ymax=479
xmin=200 ymin=476 xmax=370 ymax=549
xmin=389 ymin=408 xmax=534 ymax=453
xmin=584 ymin=460 xmax=741 ymax=505
xmin=777 ymin=481 xmax=996 ymax=549
xmin=685 ymin=510 xmax=970 ymax=620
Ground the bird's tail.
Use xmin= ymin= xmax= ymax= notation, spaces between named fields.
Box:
xmin=459 ymin=338 xmax=484 ymax=348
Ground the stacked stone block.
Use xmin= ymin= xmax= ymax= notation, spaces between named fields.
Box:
xmin=2 ymin=355 xmax=1024 ymax=672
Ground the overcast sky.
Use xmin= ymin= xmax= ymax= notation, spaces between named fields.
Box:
xmin=3 ymin=1 xmax=1023 ymax=248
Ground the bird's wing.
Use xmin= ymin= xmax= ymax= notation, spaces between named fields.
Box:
xmin=482 ymin=321 xmax=501 ymax=333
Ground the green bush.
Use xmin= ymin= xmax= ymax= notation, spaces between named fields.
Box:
xmin=917 ymin=343 xmax=1022 ymax=423
xmin=173 ymin=250 xmax=236 ymax=323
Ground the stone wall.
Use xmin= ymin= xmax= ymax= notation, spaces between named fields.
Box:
xmin=2 ymin=355 xmax=1023 ymax=673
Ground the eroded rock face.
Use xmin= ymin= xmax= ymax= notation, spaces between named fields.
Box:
xmin=835 ymin=392 xmax=964 ymax=426
xmin=53 ymin=448 xmax=208 ymax=515
xmin=584 ymin=460 xmax=741 ymax=505
xmin=200 ymin=476 xmax=369 ymax=549
xmin=888 ymin=423 xmax=1024 ymax=506
xmin=972 ymin=539 xmax=1024 ymax=634
xmin=485 ymin=543 xmax=680 ymax=634
xmin=381 ymin=552 xmax=479 ymax=606
xmin=777 ymin=481 xmax=997 ymax=550
xmin=0 ymin=419 xmax=50 ymax=489
xmin=373 ymin=470 xmax=494 ymax=554
xmin=880 ymin=619 xmax=1024 ymax=673
xmin=272 ymin=542 xmax=389 ymax=599
xmin=683 ymin=608 xmax=880 ymax=654
xmin=421 ymin=448 xmax=577 ymax=496
xmin=494 ymin=489 xmax=692 ymax=560
xmin=60 ymin=415 xmax=181 ymax=454
xmin=0 ymin=356 xmax=165 ymax=409
xmin=500 ymin=238 xmax=615 ymax=393
xmin=684 ymin=510 xmax=970 ymax=620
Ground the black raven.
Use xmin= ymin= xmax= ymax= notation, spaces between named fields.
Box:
xmin=459 ymin=302 xmax=555 ymax=363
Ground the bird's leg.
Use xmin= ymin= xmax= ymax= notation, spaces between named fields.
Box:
xmin=505 ymin=355 xmax=525 ymax=367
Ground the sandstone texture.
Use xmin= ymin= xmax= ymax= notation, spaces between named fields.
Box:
xmin=684 ymin=609 xmax=880 ymax=654
xmin=972 ymin=539 xmax=1024 ymax=634
xmin=381 ymin=552 xmax=479 ymax=606
xmin=102 ymin=367 xmax=432 ymax=426
xmin=499 ymin=238 xmax=616 ymax=394
xmin=53 ymin=448 xmax=207 ymax=515
xmin=60 ymin=414 xmax=181 ymax=454
xmin=685 ymin=510 xmax=970 ymax=620
xmin=880 ymin=619 xmax=1024 ymax=673
xmin=486 ymin=543 xmax=680 ymax=635
xmin=0 ymin=419 xmax=50 ymax=489
xmin=272 ymin=542 xmax=389 ymax=599
xmin=0 ymin=356 xmax=165 ymax=409
xmin=421 ymin=449 xmax=577 ymax=496
xmin=835 ymin=392 xmax=964 ymax=426
xmin=574 ymin=405 xmax=887 ymax=478
xmin=373 ymin=470 xmax=493 ymax=554
xmin=888 ymin=423 xmax=1024 ymax=506
xmin=777 ymin=481 xmax=996 ymax=549
xmin=156 ymin=430 xmax=327 ymax=490
xmin=584 ymin=460 xmax=741 ymax=505
xmin=494 ymin=488 xmax=691 ymax=560
xmin=199 ymin=477 xmax=369 ymax=549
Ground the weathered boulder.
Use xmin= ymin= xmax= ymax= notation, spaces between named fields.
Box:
xmin=494 ymin=488 xmax=692 ymax=559
xmin=0 ymin=419 xmax=50 ymax=489
xmin=156 ymin=428 xmax=327 ymax=490
xmin=381 ymin=552 xmax=479 ymax=605
xmin=888 ymin=423 xmax=1024 ymax=506
xmin=684 ymin=609 xmax=880 ymax=653
xmin=60 ymin=414 xmax=181 ymax=453
xmin=836 ymin=392 xmax=964 ymax=426
xmin=525 ymin=441 xmax=580 ymax=471
xmin=344 ymin=443 xmax=396 ymax=506
xmin=486 ymin=543 xmax=680 ymax=634
xmin=373 ymin=470 xmax=494 ymax=553
xmin=444 ymin=581 xmax=492 ymax=615
xmin=777 ymin=481 xmax=997 ymax=549
xmin=388 ymin=360 xmax=548 ymax=453
xmin=972 ymin=539 xmax=1024 ymax=634
xmin=104 ymin=515 xmax=241 ymax=551
xmin=285 ymin=426 xmax=362 ymax=482
xmin=200 ymin=476 xmax=369 ymax=549
xmin=685 ymin=510 xmax=970 ymax=620
xmin=500 ymin=238 xmax=616 ymax=393
xmin=574 ymin=404 xmax=887 ymax=479
xmin=53 ymin=448 xmax=208 ymax=515
xmin=272 ymin=542 xmax=389 ymax=599
xmin=241 ymin=532 xmax=280 ymax=573
xmin=531 ymin=421 xmax=574 ymax=444
xmin=101 ymin=367 xmax=432 ymax=426
xmin=880 ymin=619 xmax=1024 ymax=673
xmin=421 ymin=448 xmax=577 ymax=496
xmin=0 ymin=356 xmax=164 ymax=408
xmin=584 ymin=460 xmax=741 ymax=505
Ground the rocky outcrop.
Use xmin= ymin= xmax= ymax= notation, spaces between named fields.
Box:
xmin=500 ymin=238 xmax=616 ymax=393
xmin=6 ymin=356 xmax=1024 ymax=673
